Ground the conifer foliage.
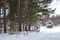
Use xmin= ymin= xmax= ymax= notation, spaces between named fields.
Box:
xmin=0 ymin=0 xmax=55 ymax=33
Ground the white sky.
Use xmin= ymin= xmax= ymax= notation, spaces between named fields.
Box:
xmin=50 ymin=0 xmax=60 ymax=15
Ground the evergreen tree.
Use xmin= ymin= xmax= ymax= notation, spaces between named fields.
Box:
xmin=0 ymin=0 xmax=3 ymax=33
xmin=4 ymin=0 xmax=7 ymax=33
xmin=7 ymin=0 xmax=17 ymax=32
xmin=26 ymin=0 xmax=54 ymax=30
xmin=6 ymin=0 xmax=54 ymax=32
xmin=0 ymin=0 xmax=2 ymax=27
xmin=17 ymin=0 xmax=22 ymax=31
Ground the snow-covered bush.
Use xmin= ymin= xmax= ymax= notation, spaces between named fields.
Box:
xmin=46 ymin=20 xmax=53 ymax=28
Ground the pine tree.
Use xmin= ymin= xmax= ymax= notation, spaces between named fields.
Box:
xmin=18 ymin=0 xmax=53 ymax=31
xmin=4 ymin=0 xmax=7 ymax=33
xmin=16 ymin=0 xmax=23 ymax=31
xmin=0 ymin=0 xmax=2 ymax=32
xmin=0 ymin=0 xmax=2 ymax=27
xmin=6 ymin=0 xmax=54 ymax=32
xmin=8 ymin=0 xmax=17 ymax=32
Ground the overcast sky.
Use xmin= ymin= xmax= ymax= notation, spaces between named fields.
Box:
xmin=50 ymin=0 xmax=60 ymax=15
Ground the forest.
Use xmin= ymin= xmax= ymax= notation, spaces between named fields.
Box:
xmin=0 ymin=0 xmax=55 ymax=34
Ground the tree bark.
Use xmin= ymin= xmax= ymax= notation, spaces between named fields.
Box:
xmin=0 ymin=0 xmax=2 ymax=33
xmin=0 ymin=0 xmax=2 ymax=27
xmin=28 ymin=23 xmax=31 ymax=31
xmin=25 ymin=0 xmax=28 ymax=31
xmin=23 ymin=22 xmax=24 ymax=31
xmin=17 ymin=0 xmax=22 ymax=31
xmin=25 ymin=22 xmax=28 ymax=31
xmin=4 ymin=0 xmax=7 ymax=33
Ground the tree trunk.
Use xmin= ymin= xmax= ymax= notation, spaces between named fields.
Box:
xmin=0 ymin=0 xmax=2 ymax=33
xmin=25 ymin=0 xmax=28 ymax=31
xmin=28 ymin=23 xmax=31 ymax=31
xmin=0 ymin=0 xmax=2 ymax=27
xmin=25 ymin=22 xmax=27 ymax=31
xmin=9 ymin=0 xmax=17 ymax=33
xmin=23 ymin=22 xmax=24 ymax=31
xmin=17 ymin=0 xmax=22 ymax=31
xmin=4 ymin=0 xmax=7 ymax=33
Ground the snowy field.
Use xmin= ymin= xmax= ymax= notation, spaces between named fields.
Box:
xmin=40 ymin=26 xmax=60 ymax=33
xmin=0 ymin=26 xmax=60 ymax=40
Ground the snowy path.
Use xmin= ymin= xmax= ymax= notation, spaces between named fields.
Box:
xmin=0 ymin=26 xmax=60 ymax=40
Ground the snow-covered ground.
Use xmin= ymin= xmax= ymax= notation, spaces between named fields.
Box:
xmin=40 ymin=26 xmax=60 ymax=33
xmin=0 ymin=26 xmax=60 ymax=40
